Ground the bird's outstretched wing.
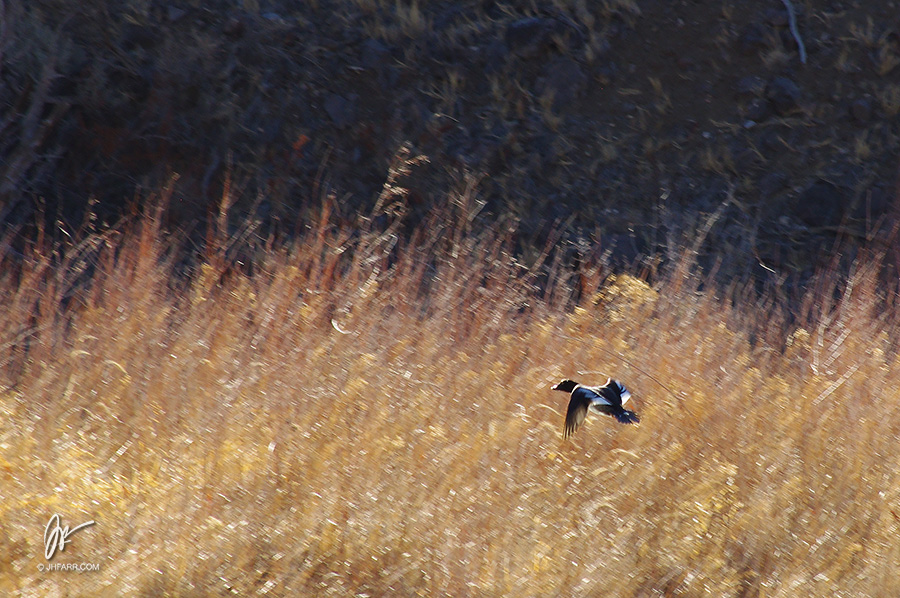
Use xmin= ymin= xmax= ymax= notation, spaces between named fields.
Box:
xmin=564 ymin=391 xmax=591 ymax=438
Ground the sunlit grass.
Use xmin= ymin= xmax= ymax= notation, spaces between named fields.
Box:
xmin=2 ymin=183 xmax=900 ymax=596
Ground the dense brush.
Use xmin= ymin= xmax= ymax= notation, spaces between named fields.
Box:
xmin=2 ymin=185 xmax=899 ymax=596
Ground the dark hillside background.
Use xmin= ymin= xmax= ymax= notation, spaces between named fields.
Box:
xmin=2 ymin=0 xmax=899 ymax=282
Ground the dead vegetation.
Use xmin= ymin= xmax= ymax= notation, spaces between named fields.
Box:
xmin=2 ymin=171 xmax=900 ymax=596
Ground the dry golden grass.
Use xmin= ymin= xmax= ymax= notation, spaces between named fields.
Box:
xmin=2 ymin=184 xmax=900 ymax=596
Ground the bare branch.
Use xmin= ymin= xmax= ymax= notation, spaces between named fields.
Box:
xmin=782 ymin=0 xmax=807 ymax=64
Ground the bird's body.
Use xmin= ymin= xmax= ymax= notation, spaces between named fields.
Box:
xmin=552 ymin=378 xmax=639 ymax=438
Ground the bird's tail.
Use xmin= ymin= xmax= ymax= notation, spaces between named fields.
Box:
xmin=614 ymin=409 xmax=640 ymax=424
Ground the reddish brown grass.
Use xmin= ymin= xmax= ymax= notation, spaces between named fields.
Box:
xmin=2 ymin=183 xmax=900 ymax=597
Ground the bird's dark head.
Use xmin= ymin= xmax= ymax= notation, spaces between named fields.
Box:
xmin=552 ymin=379 xmax=579 ymax=392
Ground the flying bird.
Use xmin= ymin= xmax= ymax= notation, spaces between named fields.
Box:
xmin=552 ymin=378 xmax=639 ymax=438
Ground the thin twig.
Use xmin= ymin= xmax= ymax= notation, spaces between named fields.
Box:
xmin=782 ymin=0 xmax=807 ymax=64
xmin=813 ymin=362 xmax=862 ymax=406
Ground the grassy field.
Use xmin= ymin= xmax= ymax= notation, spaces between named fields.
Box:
xmin=2 ymin=182 xmax=900 ymax=596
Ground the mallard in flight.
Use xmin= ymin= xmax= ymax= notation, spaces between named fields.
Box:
xmin=553 ymin=378 xmax=639 ymax=438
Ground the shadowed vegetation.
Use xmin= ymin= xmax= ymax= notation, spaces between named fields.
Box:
xmin=4 ymin=0 xmax=900 ymax=285
xmin=2 ymin=176 xmax=900 ymax=596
